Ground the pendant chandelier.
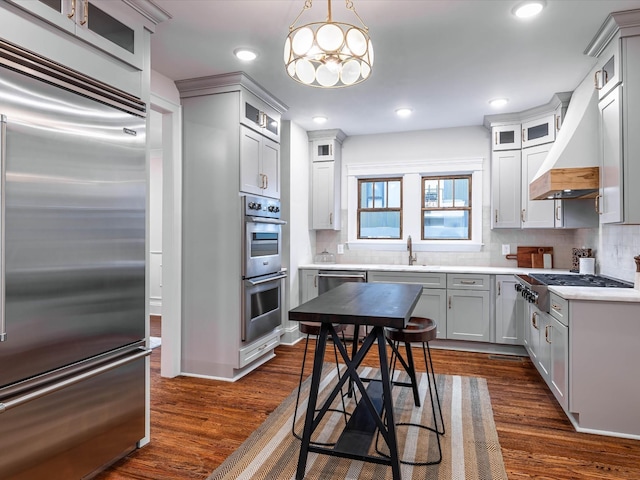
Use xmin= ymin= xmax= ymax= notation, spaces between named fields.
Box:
xmin=284 ymin=0 xmax=374 ymax=88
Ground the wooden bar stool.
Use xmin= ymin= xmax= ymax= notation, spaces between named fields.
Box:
xmin=292 ymin=321 xmax=350 ymax=446
xmin=383 ymin=317 xmax=445 ymax=465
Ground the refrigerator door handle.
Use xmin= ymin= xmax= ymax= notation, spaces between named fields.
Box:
xmin=0 ymin=115 xmax=5 ymax=342
xmin=0 ymin=347 xmax=151 ymax=414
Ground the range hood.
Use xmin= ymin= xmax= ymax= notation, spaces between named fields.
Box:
xmin=529 ymin=73 xmax=600 ymax=200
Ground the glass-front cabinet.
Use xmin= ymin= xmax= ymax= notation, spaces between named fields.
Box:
xmin=7 ymin=0 xmax=143 ymax=68
xmin=491 ymin=124 xmax=521 ymax=151
xmin=521 ymin=114 xmax=556 ymax=148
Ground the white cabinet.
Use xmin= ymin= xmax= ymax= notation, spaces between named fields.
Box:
xmin=548 ymin=293 xmax=569 ymax=411
xmin=521 ymin=114 xmax=556 ymax=148
xmin=491 ymin=150 xmax=522 ymax=229
xmin=495 ymin=275 xmax=523 ymax=345
xmin=299 ymin=269 xmax=319 ymax=304
xmin=598 ymin=86 xmax=623 ymax=223
xmin=521 ymin=143 xmax=555 ymax=228
xmin=241 ymin=92 xmax=281 ymax=143
xmin=308 ymin=129 xmax=345 ymax=230
xmin=590 ymin=19 xmax=640 ymax=225
xmin=8 ymin=0 xmax=145 ymax=69
xmin=491 ymin=124 xmax=521 ymax=151
xmin=367 ymin=271 xmax=447 ymax=338
xmin=240 ymin=125 xmax=280 ymax=199
xmin=446 ymin=274 xmax=490 ymax=342
xmin=311 ymin=162 xmax=339 ymax=229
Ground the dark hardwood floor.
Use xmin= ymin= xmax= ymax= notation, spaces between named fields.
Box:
xmin=95 ymin=319 xmax=640 ymax=479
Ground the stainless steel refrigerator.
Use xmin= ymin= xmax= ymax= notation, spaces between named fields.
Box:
xmin=0 ymin=46 xmax=148 ymax=479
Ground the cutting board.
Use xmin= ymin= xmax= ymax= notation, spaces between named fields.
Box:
xmin=516 ymin=246 xmax=554 ymax=268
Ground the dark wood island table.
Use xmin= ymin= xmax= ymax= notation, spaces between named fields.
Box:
xmin=288 ymin=282 xmax=423 ymax=480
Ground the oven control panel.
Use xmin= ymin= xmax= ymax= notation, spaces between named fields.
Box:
xmin=244 ymin=194 xmax=281 ymax=219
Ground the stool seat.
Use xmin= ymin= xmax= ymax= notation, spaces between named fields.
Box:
xmin=385 ymin=317 xmax=437 ymax=343
xmin=300 ymin=321 xmax=347 ymax=336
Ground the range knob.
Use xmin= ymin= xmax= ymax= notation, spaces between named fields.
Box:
xmin=515 ymin=283 xmax=523 ymax=292
xmin=268 ymin=205 xmax=275 ymax=212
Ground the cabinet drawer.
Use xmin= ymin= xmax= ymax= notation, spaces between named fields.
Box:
xmin=239 ymin=331 xmax=280 ymax=368
xmin=368 ymin=271 xmax=446 ymax=288
xmin=549 ymin=292 xmax=569 ymax=326
xmin=447 ymin=273 xmax=490 ymax=290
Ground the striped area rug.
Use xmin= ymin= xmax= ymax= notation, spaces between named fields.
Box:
xmin=207 ymin=365 xmax=508 ymax=480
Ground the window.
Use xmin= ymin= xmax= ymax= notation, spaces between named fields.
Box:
xmin=422 ymin=175 xmax=471 ymax=240
xmin=357 ymin=178 xmax=402 ymax=239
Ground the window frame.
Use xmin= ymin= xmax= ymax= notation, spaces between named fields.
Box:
xmin=357 ymin=177 xmax=403 ymax=240
xmin=346 ymin=158 xmax=484 ymax=252
xmin=421 ymin=174 xmax=472 ymax=241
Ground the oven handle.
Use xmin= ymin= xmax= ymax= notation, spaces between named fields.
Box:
xmin=246 ymin=272 xmax=287 ymax=286
xmin=246 ymin=216 xmax=287 ymax=225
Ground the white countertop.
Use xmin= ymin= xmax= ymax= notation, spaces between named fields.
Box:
xmin=549 ymin=285 xmax=640 ymax=302
xmin=298 ymin=263 xmax=561 ymax=275
xmin=299 ymin=263 xmax=640 ymax=303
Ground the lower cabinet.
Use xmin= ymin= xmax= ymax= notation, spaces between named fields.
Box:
xmin=367 ymin=271 xmax=447 ymax=338
xmin=299 ymin=269 xmax=319 ymax=304
xmin=495 ymin=275 xmax=523 ymax=345
xmin=446 ymin=289 xmax=490 ymax=342
xmin=525 ymin=299 xmax=569 ymax=411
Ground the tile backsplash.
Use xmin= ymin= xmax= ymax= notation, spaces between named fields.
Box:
xmin=315 ymin=207 xmax=640 ymax=281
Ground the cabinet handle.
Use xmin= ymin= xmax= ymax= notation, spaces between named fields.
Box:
xmin=532 ymin=311 xmax=538 ymax=329
xmin=521 ymin=209 xmax=526 ymax=223
xmin=80 ymin=0 xmax=88 ymax=25
xmin=595 ymin=194 xmax=602 ymax=214
xmin=498 ymin=282 xmax=501 ymax=296
xmin=494 ymin=131 xmax=498 ymax=145
xmin=555 ymin=205 xmax=561 ymax=221
xmin=68 ymin=0 xmax=76 ymax=18
xmin=264 ymin=174 xmax=268 ymax=190
xmin=460 ymin=280 xmax=476 ymax=285
xmin=329 ymin=144 xmax=333 ymax=156
xmin=545 ymin=325 xmax=551 ymax=344
xmin=448 ymin=296 xmax=452 ymax=309
xmin=522 ymin=128 xmax=526 ymax=142
xmin=329 ymin=212 xmax=333 ymax=225
xmin=594 ymin=70 xmax=601 ymax=90
xmin=259 ymin=112 xmax=268 ymax=129
xmin=551 ymin=303 xmax=561 ymax=311
xmin=556 ymin=115 xmax=561 ymax=132
xmin=314 ymin=275 xmax=317 ymax=288
xmin=495 ymin=209 xmax=498 ymax=223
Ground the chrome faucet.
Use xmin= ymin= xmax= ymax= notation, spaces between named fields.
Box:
xmin=407 ymin=235 xmax=417 ymax=265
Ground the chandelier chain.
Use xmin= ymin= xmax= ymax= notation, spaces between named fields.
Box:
xmin=345 ymin=0 xmax=369 ymax=31
xmin=289 ymin=0 xmax=313 ymax=32
xmin=289 ymin=0 xmax=369 ymax=32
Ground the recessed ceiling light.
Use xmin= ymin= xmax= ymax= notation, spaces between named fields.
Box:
xmin=312 ymin=116 xmax=328 ymax=124
xmin=234 ymin=48 xmax=258 ymax=61
xmin=395 ymin=108 xmax=413 ymax=118
xmin=489 ymin=98 xmax=509 ymax=108
xmin=513 ymin=1 xmax=545 ymax=19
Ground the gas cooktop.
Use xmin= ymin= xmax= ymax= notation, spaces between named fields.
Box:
xmin=528 ymin=273 xmax=633 ymax=288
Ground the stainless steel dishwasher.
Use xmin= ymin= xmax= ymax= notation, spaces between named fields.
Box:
xmin=318 ymin=270 xmax=368 ymax=340
xmin=317 ymin=270 xmax=368 ymax=295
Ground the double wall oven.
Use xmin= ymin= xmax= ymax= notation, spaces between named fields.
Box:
xmin=242 ymin=194 xmax=287 ymax=344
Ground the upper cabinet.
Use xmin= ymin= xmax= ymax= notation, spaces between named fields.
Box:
xmin=6 ymin=0 xmax=147 ymax=69
xmin=487 ymin=93 xmax=592 ymax=230
xmin=241 ymin=90 xmax=281 ymax=143
xmin=491 ymin=124 xmax=521 ymax=151
xmin=587 ymin=9 xmax=640 ymax=225
xmin=240 ymin=126 xmax=280 ymax=199
xmin=521 ymin=114 xmax=556 ymax=148
xmin=1 ymin=0 xmax=167 ymax=98
xmin=308 ymin=129 xmax=346 ymax=230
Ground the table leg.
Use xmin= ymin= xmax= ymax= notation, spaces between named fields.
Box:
xmin=296 ymin=322 xmax=329 ymax=480
xmin=376 ymin=327 xmax=402 ymax=480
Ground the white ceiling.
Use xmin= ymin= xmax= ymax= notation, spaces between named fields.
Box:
xmin=149 ymin=0 xmax=640 ymax=136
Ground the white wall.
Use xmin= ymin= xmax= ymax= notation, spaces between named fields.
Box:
xmin=313 ymin=126 xmax=580 ymax=269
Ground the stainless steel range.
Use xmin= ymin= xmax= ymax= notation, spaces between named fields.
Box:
xmin=514 ymin=273 xmax=633 ymax=313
